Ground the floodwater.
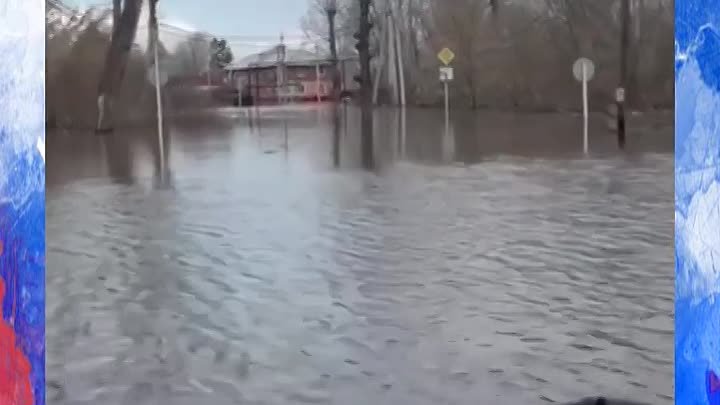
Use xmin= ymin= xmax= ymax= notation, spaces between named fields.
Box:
xmin=47 ymin=106 xmax=674 ymax=405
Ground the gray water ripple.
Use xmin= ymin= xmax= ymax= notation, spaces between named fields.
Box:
xmin=47 ymin=109 xmax=672 ymax=405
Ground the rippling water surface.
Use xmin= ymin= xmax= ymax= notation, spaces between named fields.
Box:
xmin=47 ymin=107 xmax=673 ymax=405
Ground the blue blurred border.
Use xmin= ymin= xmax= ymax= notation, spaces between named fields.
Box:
xmin=675 ymin=2 xmax=720 ymax=405
xmin=0 ymin=1 xmax=46 ymax=405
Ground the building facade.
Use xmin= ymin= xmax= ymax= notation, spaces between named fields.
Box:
xmin=231 ymin=64 xmax=332 ymax=103
xmin=225 ymin=44 xmax=358 ymax=105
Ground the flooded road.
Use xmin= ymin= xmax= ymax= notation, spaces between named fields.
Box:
xmin=47 ymin=106 xmax=673 ymax=405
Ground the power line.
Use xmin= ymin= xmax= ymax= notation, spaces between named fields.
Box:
xmin=149 ymin=22 xmax=309 ymax=48
xmin=221 ymin=34 xmax=305 ymax=39
xmin=48 ymin=2 xmax=309 ymax=51
xmin=143 ymin=23 xmax=305 ymax=40
xmin=154 ymin=30 xmax=284 ymax=46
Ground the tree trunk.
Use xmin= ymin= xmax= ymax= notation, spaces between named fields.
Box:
xmin=358 ymin=0 xmax=374 ymax=169
xmin=112 ymin=0 xmax=122 ymax=34
xmin=147 ymin=0 xmax=158 ymax=61
xmin=148 ymin=0 xmax=160 ymax=107
xmin=327 ymin=9 xmax=341 ymax=99
xmin=627 ymin=0 xmax=642 ymax=107
xmin=406 ymin=0 xmax=419 ymax=98
xmin=96 ymin=0 xmax=144 ymax=133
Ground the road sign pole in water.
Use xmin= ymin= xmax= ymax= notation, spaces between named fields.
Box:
xmin=573 ymin=57 xmax=595 ymax=155
xmin=438 ymin=47 xmax=455 ymax=138
xmin=444 ymin=80 xmax=449 ymax=136
xmin=439 ymin=67 xmax=454 ymax=137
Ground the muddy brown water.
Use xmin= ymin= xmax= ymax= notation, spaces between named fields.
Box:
xmin=47 ymin=106 xmax=673 ymax=405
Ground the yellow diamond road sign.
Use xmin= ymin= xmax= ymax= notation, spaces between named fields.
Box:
xmin=437 ymin=47 xmax=455 ymax=66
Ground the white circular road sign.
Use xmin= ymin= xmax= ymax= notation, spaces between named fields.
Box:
xmin=572 ymin=57 xmax=595 ymax=82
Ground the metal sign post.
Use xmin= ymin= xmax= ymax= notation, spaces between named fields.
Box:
xmin=439 ymin=67 xmax=454 ymax=137
xmin=572 ymin=57 xmax=595 ymax=155
xmin=437 ymin=47 xmax=455 ymax=138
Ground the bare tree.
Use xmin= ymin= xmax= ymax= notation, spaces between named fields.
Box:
xmin=112 ymin=0 xmax=121 ymax=33
xmin=96 ymin=0 xmax=144 ymax=133
xmin=173 ymin=33 xmax=212 ymax=76
xmin=358 ymin=0 xmax=374 ymax=168
xmin=47 ymin=1 xmax=158 ymax=130
xmin=301 ymin=0 xmax=358 ymax=56
xmin=301 ymin=0 xmax=672 ymax=110
xmin=324 ymin=0 xmax=341 ymax=98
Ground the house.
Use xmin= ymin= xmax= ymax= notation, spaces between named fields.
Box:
xmin=224 ymin=42 xmax=359 ymax=105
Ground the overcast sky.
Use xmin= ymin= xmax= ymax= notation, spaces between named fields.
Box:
xmin=67 ymin=0 xmax=312 ymax=57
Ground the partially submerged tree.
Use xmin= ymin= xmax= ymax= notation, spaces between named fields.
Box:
xmin=357 ymin=0 xmax=374 ymax=168
xmin=96 ymin=0 xmax=144 ymax=133
xmin=323 ymin=0 xmax=341 ymax=97
xmin=47 ymin=1 xmax=157 ymax=130
xmin=112 ymin=0 xmax=121 ymax=33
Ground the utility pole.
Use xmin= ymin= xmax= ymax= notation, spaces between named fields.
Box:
xmin=372 ymin=19 xmax=387 ymax=105
xmin=371 ymin=11 xmax=405 ymax=106
xmin=356 ymin=0 xmax=374 ymax=168
xmin=392 ymin=14 xmax=406 ymax=107
xmin=387 ymin=13 xmax=398 ymax=105
xmin=617 ymin=0 xmax=630 ymax=149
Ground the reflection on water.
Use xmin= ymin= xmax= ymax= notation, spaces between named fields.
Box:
xmin=47 ymin=106 xmax=673 ymax=405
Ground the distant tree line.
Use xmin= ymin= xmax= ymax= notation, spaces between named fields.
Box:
xmin=302 ymin=0 xmax=673 ymax=111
